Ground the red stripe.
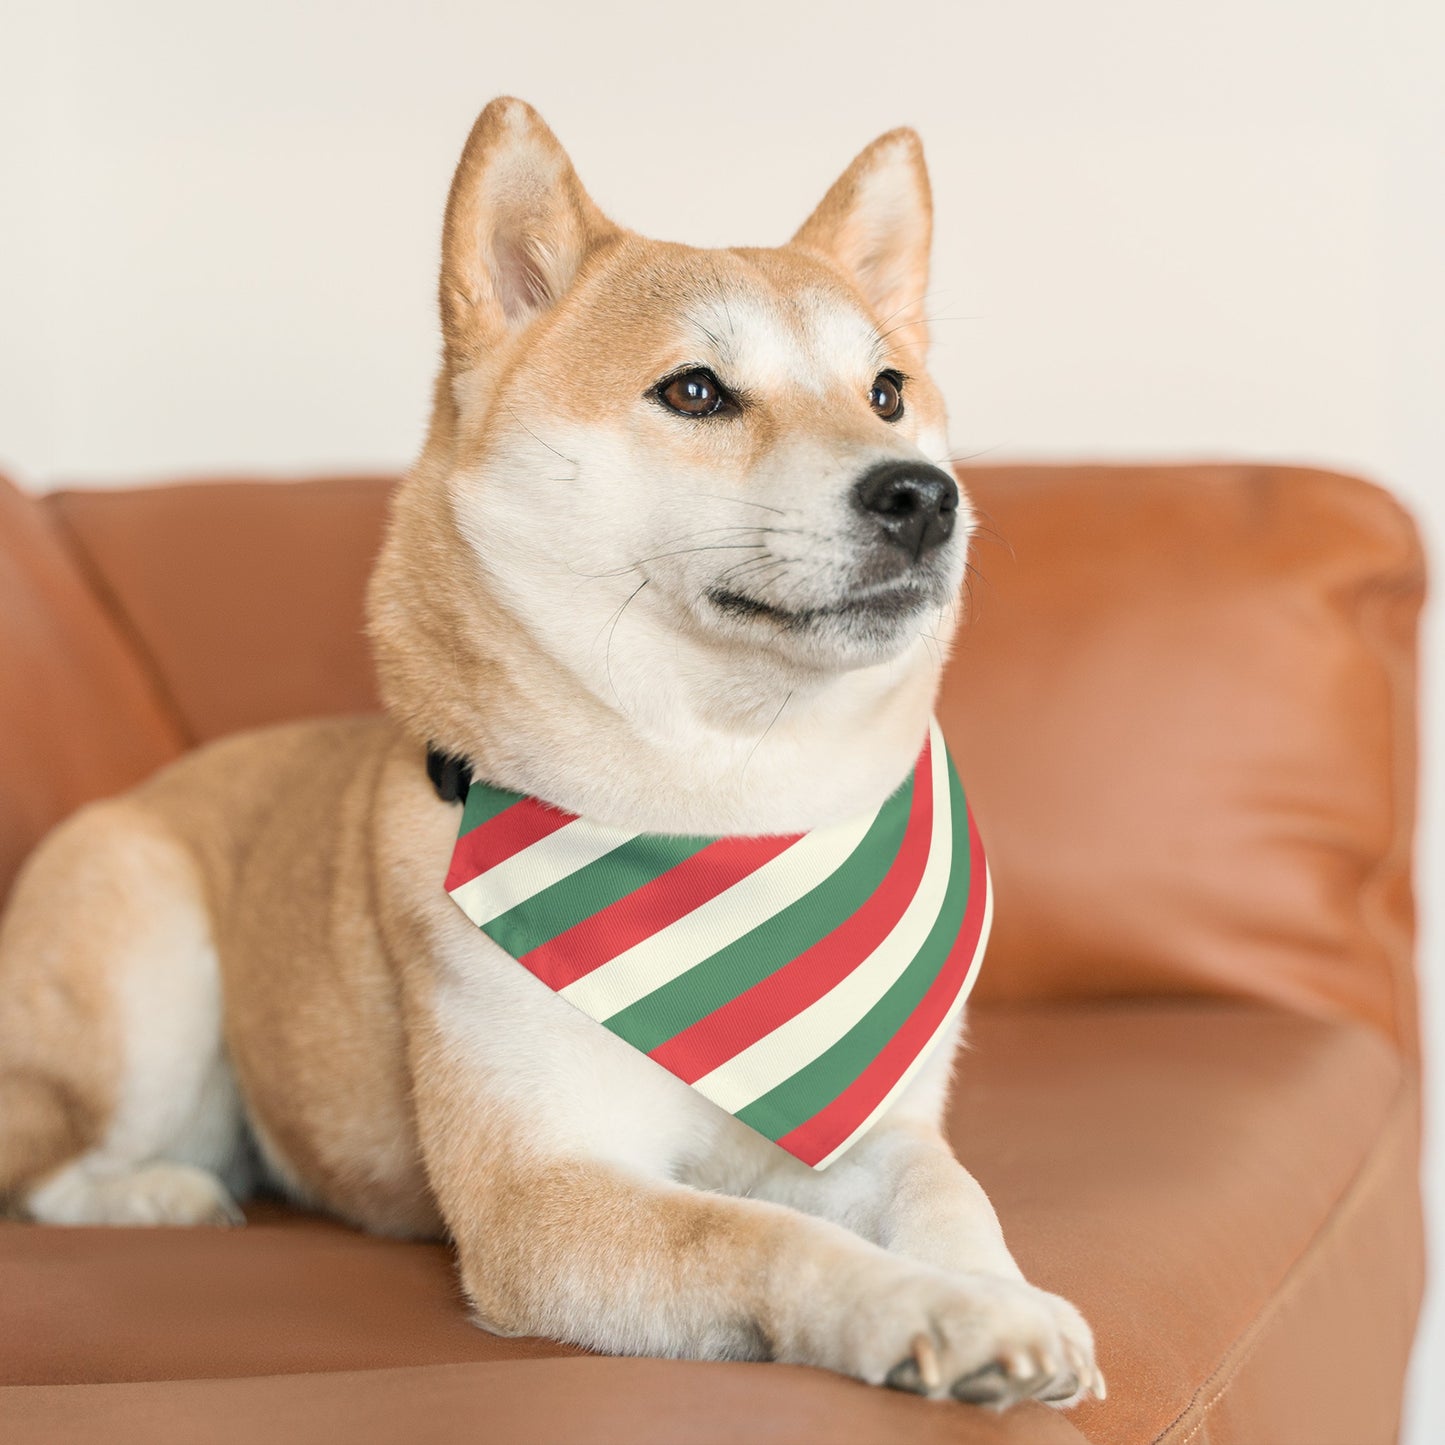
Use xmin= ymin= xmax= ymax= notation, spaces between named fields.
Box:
xmin=650 ymin=741 xmax=935 ymax=1084
xmin=520 ymin=831 xmax=803 ymax=992
xmin=444 ymin=796 xmax=577 ymax=893
xmin=777 ymin=803 xmax=988 ymax=1167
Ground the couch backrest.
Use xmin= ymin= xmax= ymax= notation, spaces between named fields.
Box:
xmin=1 ymin=464 xmax=1423 ymax=1057
xmin=0 ymin=475 xmax=185 ymax=897
xmin=46 ymin=477 xmax=390 ymax=743
xmin=938 ymin=464 xmax=1422 ymax=1062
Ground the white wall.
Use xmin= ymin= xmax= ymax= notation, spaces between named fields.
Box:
xmin=2 ymin=0 xmax=1441 ymax=1433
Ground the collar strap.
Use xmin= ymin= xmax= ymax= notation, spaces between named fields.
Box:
xmin=426 ymin=746 xmax=472 ymax=804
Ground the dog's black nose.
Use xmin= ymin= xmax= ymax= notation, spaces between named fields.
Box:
xmin=853 ymin=460 xmax=959 ymax=560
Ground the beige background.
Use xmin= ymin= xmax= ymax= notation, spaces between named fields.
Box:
xmin=2 ymin=1 xmax=1441 ymax=1435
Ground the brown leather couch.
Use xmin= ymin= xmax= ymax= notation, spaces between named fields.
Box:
xmin=0 ymin=462 xmax=1425 ymax=1445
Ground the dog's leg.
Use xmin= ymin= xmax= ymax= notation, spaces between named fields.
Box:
xmin=752 ymin=1121 xmax=1103 ymax=1402
xmin=745 ymin=1043 xmax=1103 ymax=1405
xmin=412 ymin=1037 xmax=1097 ymax=1405
xmin=0 ymin=799 xmax=247 ymax=1225
xmin=755 ymin=1119 xmax=1023 ymax=1275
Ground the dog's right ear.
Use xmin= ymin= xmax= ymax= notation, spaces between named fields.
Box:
xmin=439 ymin=98 xmax=617 ymax=369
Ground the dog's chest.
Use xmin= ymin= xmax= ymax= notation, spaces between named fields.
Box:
xmin=430 ymin=912 xmax=782 ymax=1182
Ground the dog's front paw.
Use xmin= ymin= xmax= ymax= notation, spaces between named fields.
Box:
xmin=829 ymin=1266 xmax=1104 ymax=1408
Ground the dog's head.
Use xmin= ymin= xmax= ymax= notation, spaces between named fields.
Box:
xmin=371 ymin=99 xmax=970 ymax=779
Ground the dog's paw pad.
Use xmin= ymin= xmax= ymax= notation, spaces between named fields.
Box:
xmin=1039 ymin=1371 xmax=1080 ymax=1403
xmin=886 ymin=1331 xmax=943 ymax=1395
xmin=885 ymin=1358 xmax=926 ymax=1395
xmin=951 ymin=1361 xmax=1012 ymax=1405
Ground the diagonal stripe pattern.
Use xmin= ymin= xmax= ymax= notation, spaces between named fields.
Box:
xmin=444 ymin=719 xmax=991 ymax=1168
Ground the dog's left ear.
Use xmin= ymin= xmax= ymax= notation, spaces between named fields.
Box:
xmin=791 ymin=129 xmax=933 ymax=354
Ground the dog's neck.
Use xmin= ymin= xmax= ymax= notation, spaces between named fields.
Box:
xmin=472 ymin=606 xmax=939 ymax=834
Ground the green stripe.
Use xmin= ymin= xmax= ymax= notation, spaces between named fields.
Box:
xmin=482 ymin=831 xmax=717 ymax=958
xmin=457 ymin=779 xmax=527 ymax=837
xmin=734 ymin=760 xmax=969 ymax=1143
xmin=600 ymin=770 xmax=916 ymax=1054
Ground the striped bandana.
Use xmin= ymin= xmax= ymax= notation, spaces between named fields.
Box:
xmin=443 ymin=719 xmax=991 ymax=1169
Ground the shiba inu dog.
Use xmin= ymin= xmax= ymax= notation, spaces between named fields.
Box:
xmin=0 ymin=98 xmax=1101 ymax=1408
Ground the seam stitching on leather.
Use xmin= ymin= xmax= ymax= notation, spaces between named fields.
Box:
xmin=1151 ymin=1074 xmax=1416 ymax=1445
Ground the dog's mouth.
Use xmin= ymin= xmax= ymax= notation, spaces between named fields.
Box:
xmin=705 ymin=580 xmax=933 ymax=629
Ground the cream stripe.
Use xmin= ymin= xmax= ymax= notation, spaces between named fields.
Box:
xmin=690 ymin=720 xmax=952 ymax=1115
xmin=562 ymin=803 xmax=882 ymax=1020
xmin=811 ymin=860 xmax=993 ymax=1169
xmin=448 ymin=817 xmax=639 ymax=929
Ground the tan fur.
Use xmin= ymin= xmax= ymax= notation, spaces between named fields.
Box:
xmin=0 ymin=98 xmax=1100 ymax=1405
xmin=0 ymin=801 xmax=161 ymax=1194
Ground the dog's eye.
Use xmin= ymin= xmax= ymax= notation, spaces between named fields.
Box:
xmin=869 ymin=371 xmax=905 ymax=421
xmin=657 ymin=369 xmax=726 ymax=417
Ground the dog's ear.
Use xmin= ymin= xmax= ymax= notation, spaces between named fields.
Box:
xmin=440 ymin=98 xmax=618 ymax=368
xmin=791 ymin=128 xmax=933 ymax=354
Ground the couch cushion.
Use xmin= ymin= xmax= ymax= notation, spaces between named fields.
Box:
xmin=2 ymin=1358 xmax=1091 ymax=1445
xmin=47 ymin=477 xmax=391 ymax=744
xmin=0 ymin=1001 xmax=1417 ymax=1444
xmin=0 ymin=475 xmax=182 ymax=901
